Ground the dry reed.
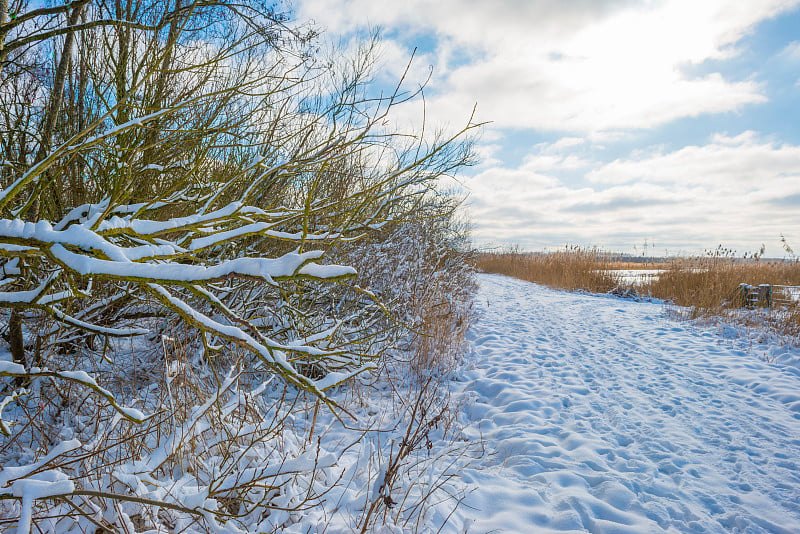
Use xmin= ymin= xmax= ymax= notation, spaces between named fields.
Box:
xmin=648 ymin=250 xmax=800 ymax=311
xmin=477 ymin=246 xmax=619 ymax=293
xmin=646 ymin=248 xmax=800 ymax=343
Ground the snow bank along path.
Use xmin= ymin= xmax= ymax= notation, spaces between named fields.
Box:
xmin=454 ymin=274 xmax=800 ymax=533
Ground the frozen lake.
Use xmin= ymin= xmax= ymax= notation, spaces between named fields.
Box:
xmin=605 ymin=269 xmax=664 ymax=285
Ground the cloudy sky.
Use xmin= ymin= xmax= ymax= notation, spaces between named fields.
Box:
xmin=294 ymin=0 xmax=800 ymax=257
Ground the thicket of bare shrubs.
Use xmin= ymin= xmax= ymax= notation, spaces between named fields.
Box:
xmin=0 ymin=1 xmax=478 ymax=532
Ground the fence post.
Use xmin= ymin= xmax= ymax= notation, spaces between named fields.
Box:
xmin=736 ymin=283 xmax=750 ymax=308
xmin=758 ymin=284 xmax=772 ymax=308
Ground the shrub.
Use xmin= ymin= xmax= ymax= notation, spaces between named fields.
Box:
xmin=0 ymin=2 xmax=478 ymax=531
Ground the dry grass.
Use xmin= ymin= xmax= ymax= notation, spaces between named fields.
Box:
xmin=410 ymin=285 xmax=471 ymax=379
xmin=477 ymin=246 xmax=619 ymax=293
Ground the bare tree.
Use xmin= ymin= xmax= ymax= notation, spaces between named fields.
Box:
xmin=0 ymin=4 xmax=479 ymax=530
xmin=0 ymin=0 xmax=477 ymax=402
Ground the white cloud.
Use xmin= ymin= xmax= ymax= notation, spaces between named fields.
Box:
xmin=370 ymin=38 xmax=437 ymax=87
xmin=292 ymin=2 xmax=800 ymax=254
xmin=473 ymin=143 xmax=503 ymax=168
xmin=547 ymin=137 xmax=586 ymax=151
xmin=466 ymin=133 xmax=800 ymax=254
xmin=586 ymin=131 xmax=800 ymax=186
xmin=522 ymin=152 xmax=590 ymax=172
xmin=294 ymin=0 xmax=798 ymax=134
xmin=779 ymin=40 xmax=800 ymax=61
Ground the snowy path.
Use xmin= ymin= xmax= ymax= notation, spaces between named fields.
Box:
xmin=454 ymin=274 xmax=800 ymax=534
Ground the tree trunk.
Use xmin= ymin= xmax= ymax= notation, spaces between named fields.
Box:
xmin=8 ymin=308 xmax=24 ymax=370
xmin=0 ymin=0 xmax=9 ymax=74
xmin=18 ymin=2 xmax=85 ymax=368
xmin=30 ymin=2 xmax=84 ymax=220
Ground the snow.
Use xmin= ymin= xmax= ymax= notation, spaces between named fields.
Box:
xmin=0 ymin=361 xmax=26 ymax=375
xmin=114 ymin=405 xmax=146 ymax=422
xmin=188 ymin=222 xmax=271 ymax=250
xmin=297 ymin=262 xmax=357 ymax=279
xmin=0 ymin=439 xmax=82 ymax=488
xmin=0 ymin=272 xmax=58 ymax=304
xmin=148 ymin=283 xmax=332 ymax=359
xmin=5 ymin=272 xmax=800 ymax=532
xmin=53 ymin=199 xmax=110 ymax=231
xmin=0 ymin=218 xmax=128 ymax=261
xmin=49 ymin=245 xmax=334 ymax=282
xmin=12 ymin=471 xmax=75 ymax=534
xmin=10 ymin=470 xmax=74 ymax=499
xmin=0 ymin=388 xmax=26 ymax=435
xmin=97 ymin=201 xmax=244 ymax=235
xmin=312 ymin=363 xmax=375 ymax=390
xmin=49 ymin=307 xmax=149 ymax=336
xmin=449 ymin=274 xmax=800 ymax=533
xmin=1 ymin=367 xmax=148 ymax=424
xmin=56 ymin=370 xmax=110 ymax=397
xmin=188 ymin=225 xmax=344 ymax=251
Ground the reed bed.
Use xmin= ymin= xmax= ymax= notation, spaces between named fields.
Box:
xmin=477 ymin=246 xmax=619 ymax=293
xmin=649 ymin=257 xmax=800 ymax=312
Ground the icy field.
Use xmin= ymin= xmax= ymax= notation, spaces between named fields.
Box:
xmin=451 ymin=274 xmax=800 ymax=533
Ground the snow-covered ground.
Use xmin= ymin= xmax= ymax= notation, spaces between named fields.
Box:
xmin=450 ymin=274 xmax=800 ymax=533
xmin=4 ymin=272 xmax=800 ymax=533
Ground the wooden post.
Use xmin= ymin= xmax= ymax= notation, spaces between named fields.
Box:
xmin=737 ymin=283 xmax=750 ymax=308
xmin=758 ymin=284 xmax=772 ymax=308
